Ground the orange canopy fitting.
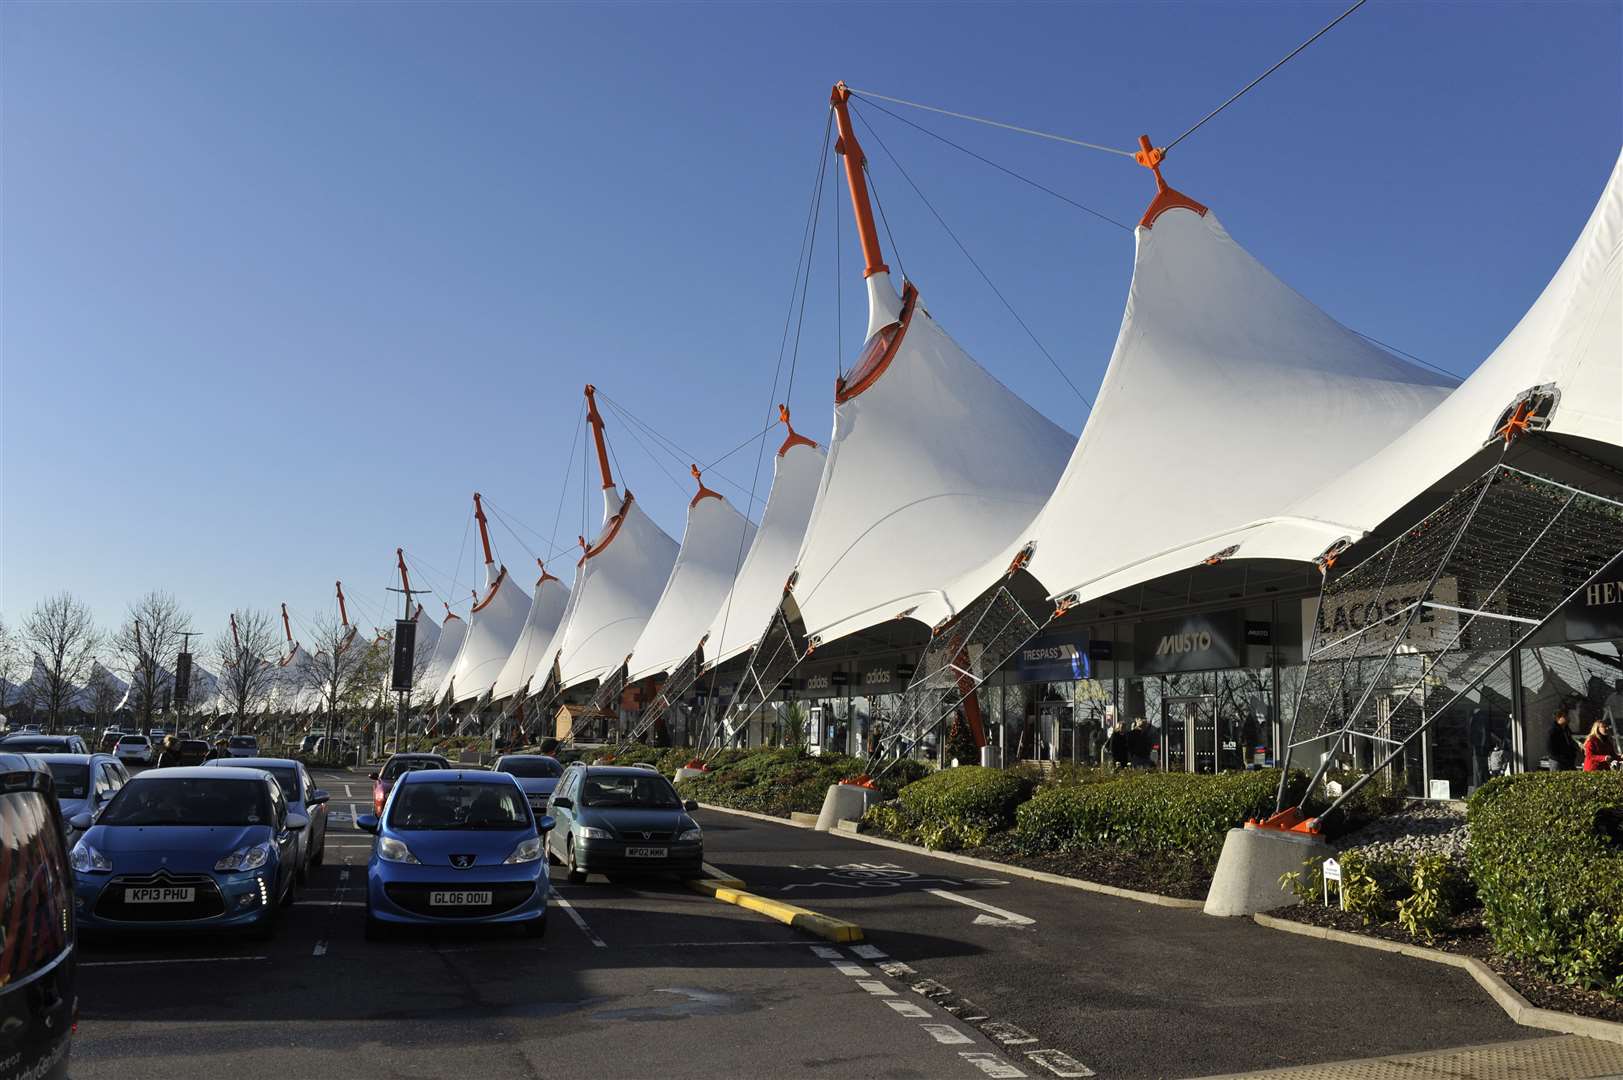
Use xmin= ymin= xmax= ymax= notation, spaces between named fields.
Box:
xmin=1495 ymin=400 xmax=1536 ymax=447
xmin=280 ymin=603 xmax=293 ymax=644
xmin=830 ymin=82 xmax=890 ymax=279
xmin=1133 ymin=133 xmax=1208 ymax=229
xmin=442 ymin=601 xmax=460 ymax=623
xmin=840 ymin=774 xmax=877 ymax=789
xmin=471 ymin=492 xmax=496 ymax=566
xmin=583 ymin=384 xmax=615 ymax=490
xmin=336 ymin=580 xmax=350 ymax=627
xmin=682 ymin=758 xmax=711 ymax=772
xmin=1246 ymin=807 xmax=1324 ymax=836
xmin=776 ymin=404 xmax=818 ymax=457
xmin=689 ymin=464 xmax=722 ymax=507
xmin=536 ymin=557 xmax=558 ymax=586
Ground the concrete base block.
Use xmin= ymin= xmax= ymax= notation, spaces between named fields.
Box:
xmin=814 ymin=783 xmax=880 ymax=832
xmin=674 ymin=766 xmax=709 ymax=784
xmin=1204 ymin=825 xmax=1333 ymax=917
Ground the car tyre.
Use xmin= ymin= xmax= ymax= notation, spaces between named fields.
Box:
xmin=311 ymin=842 xmax=325 ymax=867
xmin=566 ymin=838 xmax=587 ymax=885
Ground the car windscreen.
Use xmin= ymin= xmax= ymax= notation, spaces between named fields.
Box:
xmin=262 ymin=767 xmax=301 ymax=802
xmin=100 ymin=777 xmax=273 ymax=828
xmin=228 ymin=737 xmax=256 ymax=748
xmin=0 ymin=789 xmax=72 ymax=986
xmin=580 ymin=774 xmax=681 ymax=809
xmin=42 ymin=763 xmax=90 ymax=800
xmin=382 ymin=757 xmax=448 ymax=782
xmin=387 ymin=781 xmax=528 ymax=831
xmin=500 ymin=757 xmax=562 ymax=779
xmin=0 ymin=738 xmax=67 ymax=753
xmin=118 ymin=736 xmax=147 ymax=746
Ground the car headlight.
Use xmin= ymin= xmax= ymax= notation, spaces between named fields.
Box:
xmin=504 ymin=836 xmax=544 ymax=864
xmin=576 ymin=826 xmax=613 ymax=841
xmin=378 ymin=836 xmax=421 ymax=864
xmin=677 ymin=827 xmax=703 ymax=842
xmin=215 ymin=842 xmax=272 ymax=872
xmin=70 ymin=841 xmax=112 ymax=873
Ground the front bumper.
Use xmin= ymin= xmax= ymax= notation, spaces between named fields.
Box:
xmin=366 ymin=859 xmax=550 ymax=926
xmin=75 ymin=868 xmax=279 ymax=931
xmin=575 ymin=836 xmax=703 ymax=875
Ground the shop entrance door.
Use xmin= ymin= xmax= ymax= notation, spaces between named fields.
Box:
xmin=1161 ymin=696 xmax=1214 ymax=772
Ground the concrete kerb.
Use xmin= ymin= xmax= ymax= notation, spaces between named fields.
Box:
xmin=1253 ymin=912 xmax=1623 ymax=1046
xmin=696 ymin=800 xmax=1204 ymax=911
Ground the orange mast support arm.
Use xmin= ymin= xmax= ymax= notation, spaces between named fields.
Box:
xmin=830 ymin=82 xmax=889 ymax=279
xmin=396 ymin=547 xmax=413 ymax=597
xmin=584 ymin=384 xmax=616 ymax=491
xmin=473 ymin=492 xmax=495 ymax=565
xmin=336 ymin=581 xmax=350 ymax=627
xmin=281 ymin=603 xmax=293 ymax=644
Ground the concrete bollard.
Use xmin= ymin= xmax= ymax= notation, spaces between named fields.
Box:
xmin=1204 ymin=824 xmax=1333 ymax=917
xmin=814 ymin=782 xmax=880 ymax=832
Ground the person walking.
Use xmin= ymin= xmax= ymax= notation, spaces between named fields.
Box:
xmin=1583 ymin=719 xmax=1618 ymax=772
xmin=1108 ymin=721 xmax=1129 ymax=769
xmin=1128 ymin=718 xmax=1153 ymax=769
xmin=1548 ymin=705 xmax=1580 ymax=770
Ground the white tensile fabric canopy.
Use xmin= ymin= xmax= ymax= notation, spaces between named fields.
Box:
xmin=73 ymin=661 xmax=128 ymax=713
xmin=551 ymin=487 xmax=679 ymax=692
xmin=941 ymin=183 xmax=1457 ymax=614
xmin=410 ymin=603 xmax=442 ymax=661
xmin=491 ymin=564 xmax=570 ymax=702
xmin=416 ymin=607 xmax=465 ymax=706
xmin=271 ymin=643 xmax=318 ymax=713
xmin=701 ymin=428 xmax=826 ymax=669
xmin=436 ymin=557 xmax=533 ymax=707
xmin=788 ymin=269 xmax=1074 ymax=646
xmin=626 ymin=479 xmax=757 ymax=683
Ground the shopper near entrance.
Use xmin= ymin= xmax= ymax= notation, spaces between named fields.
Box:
xmin=1583 ymin=719 xmax=1618 ymax=772
xmin=1128 ymin=718 xmax=1153 ymax=768
xmin=1548 ymin=705 xmax=1580 ymax=770
xmin=1107 ymin=721 xmax=1129 ymax=768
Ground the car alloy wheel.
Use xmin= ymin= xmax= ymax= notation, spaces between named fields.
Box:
xmin=566 ymin=838 xmax=587 ymax=885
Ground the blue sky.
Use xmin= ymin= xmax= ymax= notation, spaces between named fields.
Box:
xmin=3 ymin=0 xmax=1619 ymax=653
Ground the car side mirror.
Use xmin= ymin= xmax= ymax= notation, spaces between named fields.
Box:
xmin=286 ymin=818 xmax=307 ymax=832
xmin=309 ymin=790 xmax=330 ymax=806
xmin=69 ymin=812 xmax=93 ymax=831
xmin=355 ymin=813 xmax=379 ymax=834
xmin=367 ymin=772 xmax=380 ymax=781
xmin=683 ymin=799 xmax=699 ymax=812
xmin=550 ymin=796 xmax=572 ymax=810
xmin=537 ymin=814 xmax=556 ymax=834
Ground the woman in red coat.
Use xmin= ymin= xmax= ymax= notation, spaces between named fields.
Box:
xmin=1583 ymin=719 xmax=1618 ymax=772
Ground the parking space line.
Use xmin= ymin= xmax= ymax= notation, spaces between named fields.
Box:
xmin=831 ymin=961 xmax=868 ymax=977
xmin=924 ymin=888 xmax=1036 ymax=926
xmin=851 ymin=944 xmax=888 ymax=959
xmin=551 ymin=893 xmax=607 ymax=948
xmin=923 ymin=1025 xmax=976 ymax=1045
xmin=81 ymin=956 xmax=268 ymax=968
xmin=856 ymin=979 xmax=895 ymax=996
xmin=887 ymin=1000 xmax=933 ymax=1018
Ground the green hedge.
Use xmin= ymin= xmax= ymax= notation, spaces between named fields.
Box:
xmin=1468 ymin=772 xmax=1623 ymax=995
xmin=675 ymin=748 xmax=930 ymax=818
xmin=1013 ymin=769 xmax=1301 ymax=865
xmin=896 ymin=766 xmax=1034 ymax=833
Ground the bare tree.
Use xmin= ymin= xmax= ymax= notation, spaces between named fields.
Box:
xmin=213 ymin=609 xmax=279 ymax=728
xmin=22 ymin=592 xmax=100 ymax=729
xmin=0 ymin=615 xmax=21 ymax=717
xmin=87 ymin=664 xmax=123 ymax=727
xmin=112 ymin=592 xmax=191 ymax=730
xmin=301 ymin=617 xmax=384 ymax=748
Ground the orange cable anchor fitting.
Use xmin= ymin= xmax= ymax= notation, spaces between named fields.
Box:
xmin=1495 ymin=400 xmax=1536 ymax=447
xmin=1133 ymin=134 xmax=1207 ymax=229
xmin=777 ymin=404 xmax=818 ymax=456
xmin=689 ymin=464 xmax=722 ymax=507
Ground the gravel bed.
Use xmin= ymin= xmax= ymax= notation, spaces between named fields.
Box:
xmin=1335 ymin=802 xmax=1469 ymax=864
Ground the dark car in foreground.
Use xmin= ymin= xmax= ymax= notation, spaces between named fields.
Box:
xmin=370 ymin=753 xmax=450 ymax=816
xmin=493 ymin=754 xmax=564 ymax=814
xmin=69 ymin=767 xmax=301 ymax=940
xmin=2 ymin=733 xmax=90 ymax=755
xmin=0 ymin=753 xmax=78 ymax=1079
xmin=357 ymin=769 xmax=551 ymax=940
xmin=545 ymin=765 xmax=703 ymax=884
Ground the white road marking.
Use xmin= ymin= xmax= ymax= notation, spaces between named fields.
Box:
xmin=344 ymin=784 xmax=353 ymax=797
xmin=982 ymin=1021 xmax=1038 ymax=1045
xmin=312 ymin=941 xmax=328 ymax=956
xmin=830 ymin=961 xmax=867 ymax=977
xmin=886 ymin=1000 xmax=932 ymax=1018
xmin=924 ymin=888 xmax=1035 ymax=926
xmin=551 ymin=893 xmax=607 ymax=948
xmin=811 ymin=946 xmax=843 ymax=959
xmin=855 ymin=980 xmax=894 ymax=996
xmin=850 ymin=944 xmax=887 ymax=959
xmin=922 ymin=1024 xmax=974 ymax=1045
xmin=1024 ymin=1049 xmax=1095 ymax=1078
xmin=82 ymin=956 xmax=268 ymax=968
xmin=960 ymin=1051 xmax=1028 ymax=1078
xmin=878 ymin=960 xmax=916 ymax=978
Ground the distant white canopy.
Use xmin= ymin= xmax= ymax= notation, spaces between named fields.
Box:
xmin=492 ymin=563 xmax=570 ymax=703
xmin=701 ymin=419 xmax=826 ymax=669
xmin=626 ymin=472 xmax=757 ymax=683
xmin=416 ymin=605 xmax=465 ymax=706
xmin=438 ymin=562 xmax=532 ymax=707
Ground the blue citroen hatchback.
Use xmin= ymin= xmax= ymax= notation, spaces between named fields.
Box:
xmin=357 ymin=769 xmax=552 ymax=940
xmin=69 ymin=767 xmax=299 ymax=939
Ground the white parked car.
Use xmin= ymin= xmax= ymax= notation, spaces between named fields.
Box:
xmin=114 ymin=734 xmax=155 ymax=766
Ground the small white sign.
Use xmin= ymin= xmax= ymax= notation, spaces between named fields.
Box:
xmin=1321 ymin=857 xmax=1342 ymax=883
xmin=1321 ymin=856 xmax=1344 ymax=910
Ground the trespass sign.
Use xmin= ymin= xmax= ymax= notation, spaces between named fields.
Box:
xmin=1132 ymin=611 xmax=1242 ymax=674
xmin=1301 ymin=577 xmax=1459 ymax=656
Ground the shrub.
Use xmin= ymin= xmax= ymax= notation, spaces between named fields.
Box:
xmin=1468 ymin=772 xmax=1623 ymax=995
xmin=1013 ymin=769 xmax=1303 ymax=865
xmin=1395 ymin=853 xmax=1468 ymax=943
xmin=674 ymin=748 xmax=929 ymax=818
xmin=895 ymin=766 xmax=1034 ymax=834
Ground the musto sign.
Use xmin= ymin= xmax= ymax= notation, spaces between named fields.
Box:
xmin=1302 ymin=578 xmax=1460 ymax=657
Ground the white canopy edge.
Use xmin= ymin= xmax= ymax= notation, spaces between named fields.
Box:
xmin=492 ymin=570 xmax=571 ymax=702
xmin=441 ymin=561 xmax=533 ymax=706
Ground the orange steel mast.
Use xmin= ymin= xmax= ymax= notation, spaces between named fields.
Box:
xmin=473 ymin=492 xmax=495 ymax=565
xmin=830 ymin=83 xmax=889 ymax=279
xmin=583 ymin=385 xmax=615 ymax=490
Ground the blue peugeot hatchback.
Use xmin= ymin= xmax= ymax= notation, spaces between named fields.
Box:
xmin=357 ymin=769 xmax=551 ymax=940
xmin=69 ymin=767 xmax=300 ymax=940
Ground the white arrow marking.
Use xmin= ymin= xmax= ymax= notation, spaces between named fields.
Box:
xmin=925 ymin=888 xmax=1035 ymax=926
